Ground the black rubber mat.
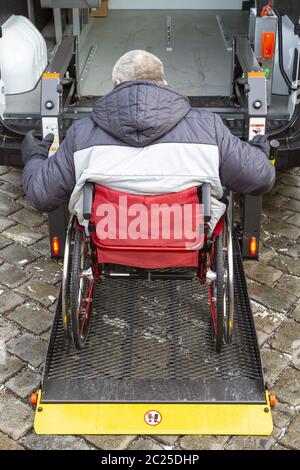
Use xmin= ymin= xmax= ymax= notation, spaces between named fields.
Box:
xmin=41 ymin=239 xmax=265 ymax=404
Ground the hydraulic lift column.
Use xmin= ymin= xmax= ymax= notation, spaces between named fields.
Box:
xmin=41 ymin=72 xmax=68 ymax=257
xmin=235 ymin=36 xmax=268 ymax=259
xmin=242 ymin=70 xmax=267 ymax=259
xmin=40 ymin=36 xmax=78 ymax=257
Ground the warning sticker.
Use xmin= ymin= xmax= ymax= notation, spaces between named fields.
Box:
xmin=249 ymin=117 xmax=266 ymax=140
xmin=42 ymin=117 xmax=60 ymax=157
xmin=144 ymin=410 xmax=162 ymax=426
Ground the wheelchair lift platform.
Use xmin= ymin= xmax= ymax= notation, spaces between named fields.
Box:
xmin=34 ymin=239 xmax=273 ymax=435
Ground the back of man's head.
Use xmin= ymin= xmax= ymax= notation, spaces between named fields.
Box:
xmin=112 ymin=50 xmax=166 ymax=87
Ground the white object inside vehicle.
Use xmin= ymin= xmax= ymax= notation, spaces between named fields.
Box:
xmin=109 ymin=0 xmax=244 ymax=8
xmin=0 ymin=15 xmax=47 ymax=95
xmin=0 ymin=80 xmax=6 ymax=118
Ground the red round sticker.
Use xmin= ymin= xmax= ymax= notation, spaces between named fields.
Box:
xmin=144 ymin=410 xmax=162 ymax=426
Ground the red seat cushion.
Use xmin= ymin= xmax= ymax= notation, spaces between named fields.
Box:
xmin=90 ymin=184 xmax=205 ymax=269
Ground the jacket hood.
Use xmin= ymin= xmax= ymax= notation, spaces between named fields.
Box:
xmin=91 ymin=80 xmax=191 ymax=147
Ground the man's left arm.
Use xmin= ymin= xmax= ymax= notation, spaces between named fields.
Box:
xmin=22 ymin=125 xmax=76 ymax=212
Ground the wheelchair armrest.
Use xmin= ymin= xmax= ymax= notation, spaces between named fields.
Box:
xmin=201 ymin=183 xmax=211 ymax=223
xmin=83 ymin=183 xmax=94 ymax=220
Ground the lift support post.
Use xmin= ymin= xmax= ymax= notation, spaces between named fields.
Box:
xmin=41 ymin=36 xmax=78 ymax=257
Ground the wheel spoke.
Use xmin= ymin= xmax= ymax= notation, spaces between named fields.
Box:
xmin=78 ymin=280 xmax=94 ymax=336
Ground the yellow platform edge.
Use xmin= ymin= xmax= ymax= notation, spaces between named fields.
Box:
xmin=34 ymin=391 xmax=273 ymax=435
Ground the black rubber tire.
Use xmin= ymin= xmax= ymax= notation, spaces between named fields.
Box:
xmin=62 ymin=217 xmax=76 ymax=341
xmin=70 ymin=228 xmax=93 ymax=350
xmin=214 ymin=234 xmax=225 ymax=354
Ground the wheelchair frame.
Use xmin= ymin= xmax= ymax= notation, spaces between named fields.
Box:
xmin=62 ymin=183 xmax=235 ymax=353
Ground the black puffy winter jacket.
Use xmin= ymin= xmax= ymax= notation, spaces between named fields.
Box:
xmin=22 ymin=80 xmax=276 ymax=218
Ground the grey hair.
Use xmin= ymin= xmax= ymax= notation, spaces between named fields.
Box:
xmin=112 ymin=50 xmax=165 ymax=85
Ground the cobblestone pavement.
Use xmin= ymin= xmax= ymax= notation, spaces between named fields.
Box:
xmin=0 ymin=165 xmax=300 ymax=451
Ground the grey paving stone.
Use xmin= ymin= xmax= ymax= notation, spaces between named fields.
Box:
xmin=248 ymin=283 xmax=297 ymax=313
xmin=26 ymin=259 xmax=62 ymax=285
xmin=0 ymin=317 xmax=19 ymax=343
xmin=267 ymin=237 xmax=300 ymax=259
xmin=6 ymin=368 xmax=41 ymax=399
xmin=264 ymin=220 xmax=300 ymax=241
xmin=0 ymin=180 xmax=23 ymax=200
xmin=2 ymin=225 xmax=45 ymax=247
xmin=0 ymin=167 xmax=10 ymax=176
xmin=270 ymin=321 xmax=300 ymax=355
xmin=263 ymin=193 xmax=288 ymax=208
xmin=9 ymin=302 xmax=53 ymax=335
xmin=261 ymin=349 xmax=290 ymax=387
xmin=0 ymin=288 xmax=24 ymax=314
xmin=0 ymin=235 xmax=13 ymax=250
xmin=283 ymin=199 xmax=300 ymax=213
xmin=0 ymin=215 xmax=15 ymax=233
xmin=271 ymin=443 xmax=289 ymax=450
xmin=224 ymin=435 xmax=275 ymax=450
xmin=275 ymin=275 xmax=300 ymax=297
xmin=280 ymin=414 xmax=300 ymax=450
xmin=292 ymin=304 xmax=300 ymax=322
xmin=9 ymin=208 xmax=46 ymax=228
xmin=0 ymin=394 xmax=34 ymax=440
xmin=250 ymin=300 xmax=259 ymax=314
xmin=244 ymin=262 xmax=283 ymax=287
xmin=153 ymin=435 xmax=179 ymax=446
xmin=278 ymin=185 xmax=300 ymax=201
xmin=16 ymin=196 xmax=37 ymax=210
xmin=128 ymin=438 xmax=163 ymax=450
xmin=254 ymin=312 xmax=283 ymax=343
xmin=259 ymin=246 xmax=277 ymax=264
xmin=40 ymin=329 xmax=52 ymax=342
xmin=0 ymin=195 xmax=22 ymax=217
xmin=21 ymin=434 xmax=91 ymax=450
xmin=278 ymin=173 xmax=300 ymax=188
xmin=32 ymin=238 xmax=51 ymax=257
xmin=273 ymin=367 xmax=300 ymax=406
xmin=286 ymin=213 xmax=300 ymax=227
xmin=0 ymin=263 xmax=31 ymax=288
xmin=0 ymin=243 xmax=38 ymax=266
xmin=0 ymin=169 xmax=22 ymax=186
xmin=0 ymin=432 xmax=24 ymax=450
xmin=180 ymin=435 xmax=229 ymax=450
xmin=18 ymin=280 xmax=57 ymax=307
xmin=272 ymin=402 xmax=294 ymax=430
xmin=0 ymin=353 xmax=24 ymax=383
xmin=269 ymin=254 xmax=300 ymax=277
xmin=7 ymin=333 xmax=47 ymax=367
xmin=38 ymin=223 xmax=50 ymax=235
xmin=262 ymin=206 xmax=293 ymax=222
xmin=256 ymin=330 xmax=269 ymax=347
xmin=83 ymin=435 xmax=136 ymax=450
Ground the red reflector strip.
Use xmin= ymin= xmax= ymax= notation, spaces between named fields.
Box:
xmin=249 ymin=236 xmax=257 ymax=256
xmin=52 ymin=237 xmax=60 ymax=256
xmin=262 ymin=31 xmax=275 ymax=58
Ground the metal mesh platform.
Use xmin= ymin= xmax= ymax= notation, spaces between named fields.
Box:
xmin=41 ymin=240 xmax=265 ymax=404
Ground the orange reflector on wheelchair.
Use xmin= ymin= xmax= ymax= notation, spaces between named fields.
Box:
xmin=52 ymin=237 xmax=60 ymax=256
xmin=249 ymin=236 xmax=257 ymax=256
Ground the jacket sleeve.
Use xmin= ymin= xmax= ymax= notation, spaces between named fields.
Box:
xmin=214 ymin=114 xmax=276 ymax=195
xmin=22 ymin=125 xmax=76 ymax=212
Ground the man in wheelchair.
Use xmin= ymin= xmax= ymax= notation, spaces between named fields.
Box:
xmin=22 ymin=50 xmax=276 ymax=351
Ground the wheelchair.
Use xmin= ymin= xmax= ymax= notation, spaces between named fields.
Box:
xmin=62 ymin=183 xmax=234 ymax=353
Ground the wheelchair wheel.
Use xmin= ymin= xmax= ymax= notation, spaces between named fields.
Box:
xmin=62 ymin=215 xmax=76 ymax=341
xmin=223 ymin=211 xmax=234 ymax=345
xmin=209 ymin=214 xmax=235 ymax=353
xmin=213 ymin=233 xmax=225 ymax=353
xmin=69 ymin=226 xmax=94 ymax=349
